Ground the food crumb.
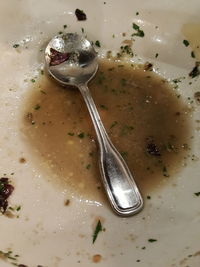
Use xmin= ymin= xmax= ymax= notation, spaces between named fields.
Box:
xmin=92 ymin=254 xmax=102 ymax=263
xmin=64 ymin=199 xmax=70 ymax=206
xmin=19 ymin=157 xmax=26 ymax=164
xmin=75 ymin=9 xmax=87 ymax=21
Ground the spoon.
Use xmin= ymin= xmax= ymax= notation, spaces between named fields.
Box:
xmin=45 ymin=33 xmax=143 ymax=216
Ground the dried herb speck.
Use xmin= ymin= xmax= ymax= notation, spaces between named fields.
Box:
xmin=183 ymin=40 xmax=190 ymax=47
xmin=93 ymin=220 xmax=102 ymax=243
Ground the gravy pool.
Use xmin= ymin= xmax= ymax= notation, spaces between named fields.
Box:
xmin=22 ymin=59 xmax=191 ymax=202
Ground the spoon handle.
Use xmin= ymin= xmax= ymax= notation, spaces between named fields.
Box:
xmin=79 ymin=84 xmax=143 ymax=216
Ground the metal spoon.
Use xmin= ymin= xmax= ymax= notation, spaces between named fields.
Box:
xmin=45 ymin=33 xmax=143 ymax=216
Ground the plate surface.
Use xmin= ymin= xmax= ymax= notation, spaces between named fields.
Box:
xmin=0 ymin=0 xmax=200 ymax=266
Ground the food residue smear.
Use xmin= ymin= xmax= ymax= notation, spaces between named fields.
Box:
xmin=22 ymin=59 xmax=191 ymax=203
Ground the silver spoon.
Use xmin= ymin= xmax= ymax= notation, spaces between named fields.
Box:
xmin=45 ymin=33 xmax=143 ymax=216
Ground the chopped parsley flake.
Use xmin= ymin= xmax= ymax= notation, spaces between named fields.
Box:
xmin=86 ymin=164 xmax=91 ymax=170
xmin=136 ymin=12 xmax=139 ymax=15
xmin=93 ymin=220 xmax=102 ymax=243
xmin=63 ymin=24 xmax=67 ymax=29
xmin=132 ymin=23 xmax=145 ymax=37
xmin=148 ymin=239 xmax=157 ymax=243
xmin=95 ymin=40 xmax=101 ymax=47
xmin=183 ymin=40 xmax=190 ymax=47
xmin=147 ymin=195 xmax=151 ymax=199
xmin=120 ymin=45 xmax=133 ymax=56
xmin=78 ymin=132 xmax=85 ymax=139
xmin=194 ymin=192 xmax=200 ymax=196
xmin=13 ymin=44 xmax=19 ymax=48
xmin=100 ymin=104 xmax=108 ymax=110
xmin=155 ymin=53 xmax=159 ymax=58
xmin=31 ymin=79 xmax=36 ymax=83
xmin=110 ymin=121 xmax=118 ymax=129
xmin=191 ymin=51 xmax=195 ymax=58
xmin=34 ymin=104 xmax=40 ymax=110
xmin=68 ymin=132 xmax=74 ymax=136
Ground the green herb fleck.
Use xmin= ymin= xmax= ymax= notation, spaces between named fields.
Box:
xmin=81 ymin=27 xmax=84 ymax=33
xmin=162 ymin=166 xmax=169 ymax=177
xmin=191 ymin=51 xmax=195 ymax=58
xmin=136 ymin=12 xmax=139 ymax=15
xmin=13 ymin=44 xmax=19 ymax=48
xmin=120 ymin=45 xmax=133 ymax=56
xmin=34 ymin=104 xmax=40 ymax=110
xmin=95 ymin=40 xmax=101 ymax=47
xmin=78 ymin=132 xmax=85 ymax=139
xmin=110 ymin=121 xmax=118 ymax=129
xmin=40 ymin=90 xmax=46 ymax=94
xmin=155 ymin=53 xmax=159 ymax=58
xmin=16 ymin=206 xmax=21 ymax=211
xmin=93 ymin=220 xmax=102 ymax=243
xmin=58 ymin=31 xmax=63 ymax=34
xmin=194 ymin=192 xmax=200 ymax=196
xmin=0 ymin=250 xmax=18 ymax=261
xmin=100 ymin=104 xmax=108 ymax=110
xmin=183 ymin=40 xmax=190 ymax=47
xmin=148 ymin=239 xmax=157 ymax=243
xmin=40 ymin=70 xmax=44 ymax=75
xmin=120 ymin=125 xmax=134 ymax=136
xmin=132 ymin=23 xmax=145 ymax=37
xmin=31 ymin=79 xmax=36 ymax=83
xmin=147 ymin=195 xmax=151 ymax=199
xmin=189 ymin=62 xmax=200 ymax=78
xmin=63 ymin=24 xmax=67 ymax=29
xmin=68 ymin=132 xmax=74 ymax=136
xmin=121 ymin=151 xmax=128 ymax=157
xmin=86 ymin=164 xmax=91 ymax=170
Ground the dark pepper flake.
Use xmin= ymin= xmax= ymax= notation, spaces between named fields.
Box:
xmin=75 ymin=9 xmax=87 ymax=21
xmin=0 ymin=178 xmax=14 ymax=213
xmin=49 ymin=48 xmax=70 ymax=66
xmin=189 ymin=62 xmax=200 ymax=78
xmin=144 ymin=62 xmax=153 ymax=71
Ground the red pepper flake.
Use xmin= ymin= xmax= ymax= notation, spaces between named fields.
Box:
xmin=75 ymin=9 xmax=87 ymax=21
xmin=49 ymin=48 xmax=70 ymax=66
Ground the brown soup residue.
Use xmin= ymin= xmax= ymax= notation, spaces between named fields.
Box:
xmin=21 ymin=59 xmax=191 ymax=203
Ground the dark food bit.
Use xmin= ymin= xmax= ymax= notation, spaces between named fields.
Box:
xmin=75 ymin=9 xmax=87 ymax=21
xmin=144 ymin=62 xmax=153 ymax=71
xmin=194 ymin=91 xmax=200 ymax=104
xmin=189 ymin=62 xmax=200 ymax=78
xmin=146 ymin=137 xmax=161 ymax=156
xmin=49 ymin=48 xmax=70 ymax=66
xmin=0 ymin=178 xmax=14 ymax=213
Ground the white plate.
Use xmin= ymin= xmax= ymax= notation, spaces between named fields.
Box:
xmin=0 ymin=0 xmax=200 ymax=266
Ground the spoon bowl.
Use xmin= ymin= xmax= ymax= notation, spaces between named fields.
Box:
xmin=45 ymin=33 xmax=143 ymax=216
xmin=45 ymin=33 xmax=98 ymax=86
